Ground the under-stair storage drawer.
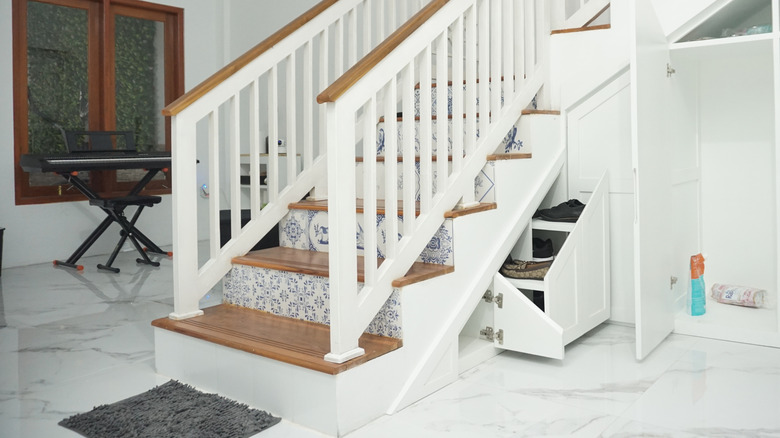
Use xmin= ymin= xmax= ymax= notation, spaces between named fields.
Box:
xmin=491 ymin=171 xmax=611 ymax=359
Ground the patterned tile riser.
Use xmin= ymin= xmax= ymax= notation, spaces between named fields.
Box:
xmin=413 ymin=81 xmax=506 ymax=117
xmin=224 ymin=264 xmax=402 ymax=339
xmin=355 ymin=159 xmax=496 ymax=204
xmin=375 ymin=118 xmax=525 ymax=158
xmin=280 ymin=210 xmax=455 ymax=266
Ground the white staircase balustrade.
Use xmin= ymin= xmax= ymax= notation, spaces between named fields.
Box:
xmin=318 ymin=0 xmax=551 ymax=362
xmin=165 ymin=0 xmax=432 ymax=320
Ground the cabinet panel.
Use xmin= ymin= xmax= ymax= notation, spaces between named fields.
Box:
xmin=630 ymin=0 xmax=675 ymax=360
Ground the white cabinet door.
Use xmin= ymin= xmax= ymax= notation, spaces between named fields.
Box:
xmin=629 ymin=0 xmax=674 ymax=360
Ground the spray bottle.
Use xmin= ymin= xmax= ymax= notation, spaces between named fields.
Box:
xmin=688 ymin=253 xmax=706 ymax=316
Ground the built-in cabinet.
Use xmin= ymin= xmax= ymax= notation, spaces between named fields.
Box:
xmin=632 ymin=0 xmax=779 ymax=356
xmin=460 ymin=171 xmax=611 ymax=361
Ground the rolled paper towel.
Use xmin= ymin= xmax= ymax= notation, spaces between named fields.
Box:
xmin=711 ymin=283 xmax=766 ymax=308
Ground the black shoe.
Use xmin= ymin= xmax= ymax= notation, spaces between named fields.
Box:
xmin=537 ymin=199 xmax=585 ymax=223
xmin=532 ymin=238 xmax=553 ymax=261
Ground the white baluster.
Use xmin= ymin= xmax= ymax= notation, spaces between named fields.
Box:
xmin=402 ymin=62 xmax=415 ymax=238
xmin=435 ymin=32 xmax=448 ymax=196
xmin=363 ymin=0 xmax=372 ymax=57
xmin=229 ymin=94 xmax=241 ymax=241
xmin=525 ymin=0 xmax=535 ymax=74
xmin=286 ymin=53 xmax=297 ymax=187
xmin=348 ymin=8 xmax=357 ymax=67
xmin=363 ymin=96 xmax=378 ymax=285
xmin=515 ymin=0 xmax=526 ymax=89
xmin=336 ymin=17 xmax=344 ymax=77
xmin=419 ymin=45 xmax=432 ymax=213
xmin=208 ymin=107 xmax=221 ymax=259
xmin=249 ymin=78 xmax=262 ymax=216
xmin=490 ymin=0 xmax=502 ymax=119
xmin=303 ymin=40 xmax=314 ymax=171
xmin=503 ymin=0 xmax=515 ymax=97
xmin=267 ymin=66 xmax=279 ymax=202
xmin=384 ymin=78 xmax=398 ymax=259
xmin=451 ymin=15 xmax=464 ymax=179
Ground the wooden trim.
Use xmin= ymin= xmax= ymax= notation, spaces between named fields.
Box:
xmin=152 ymin=304 xmax=403 ymax=375
xmin=316 ymin=0 xmax=449 ymax=104
xmin=444 ymin=202 xmax=497 ymax=218
xmin=162 ymin=0 xmax=340 ymax=116
xmin=12 ymin=0 xmax=28 ymax=206
xmin=487 ymin=152 xmax=533 ymax=161
xmin=551 ymin=23 xmax=611 ymax=35
xmin=521 ymin=109 xmax=561 ymax=115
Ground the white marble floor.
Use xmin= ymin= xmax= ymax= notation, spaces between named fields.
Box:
xmin=1 ymin=250 xmax=779 ymax=437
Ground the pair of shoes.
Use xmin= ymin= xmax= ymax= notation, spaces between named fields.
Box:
xmin=500 ymin=259 xmax=552 ymax=279
xmin=533 ymin=238 xmax=553 ymax=261
xmin=536 ymin=199 xmax=585 ymax=223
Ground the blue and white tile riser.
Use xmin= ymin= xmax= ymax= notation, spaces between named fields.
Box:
xmin=413 ymin=81 xmax=505 ymax=117
xmin=356 ymin=157 xmax=497 ymax=204
xmin=223 ymin=264 xmax=402 ymax=339
xmin=375 ymin=117 xmax=525 ymax=158
xmin=280 ymin=210 xmax=455 ymax=266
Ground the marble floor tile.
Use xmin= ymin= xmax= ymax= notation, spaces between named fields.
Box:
xmin=1 ymin=246 xmax=780 ymax=437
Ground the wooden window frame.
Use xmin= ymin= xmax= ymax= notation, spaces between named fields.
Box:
xmin=12 ymin=0 xmax=184 ymax=205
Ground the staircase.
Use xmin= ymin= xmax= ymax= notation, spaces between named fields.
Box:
xmin=153 ymin=0 xmax=613 ymax=436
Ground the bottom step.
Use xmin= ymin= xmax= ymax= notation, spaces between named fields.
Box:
xmin=152 ymin=304 xmax=402 ymax=375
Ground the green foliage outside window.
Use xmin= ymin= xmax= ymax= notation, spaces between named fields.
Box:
xmin=26 ymin=1 xmax=159 ymax=154
xmin=115 ymin=15 xmax=160 ymax=152
xmin=27 ymin=2 xmax=87 ymax=154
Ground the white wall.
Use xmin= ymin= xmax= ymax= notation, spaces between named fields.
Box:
xmin=650 ymin=0 xmax=720 ymax=37
xmin=0 ymin=0 xmax=318 ymax=269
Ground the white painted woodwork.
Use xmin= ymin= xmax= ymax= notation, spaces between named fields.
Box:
xmin=168 ymin=0 xmax=430 ymax=321
xmin=498 ymin=171 xmax=611 ymax=358
xmin=630 ymin=0 xmax=674 ymax=360
xmin=494 ymin=273 xmax=564 ymax=359
xmin=323 ymin=0 xmax=548 ymax=359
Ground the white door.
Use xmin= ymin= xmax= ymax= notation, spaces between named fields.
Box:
xmin=629 ymin=0 xmax=674 ymax=360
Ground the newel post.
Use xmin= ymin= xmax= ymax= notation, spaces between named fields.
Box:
xmin=169 ymin=114 xmax=205 ymax=320
xmin=324 ymin=101 xmax=365 ymax=363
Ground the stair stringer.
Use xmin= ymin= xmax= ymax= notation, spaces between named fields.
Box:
xmin=387 ymin=135 xmax=566 ymax=413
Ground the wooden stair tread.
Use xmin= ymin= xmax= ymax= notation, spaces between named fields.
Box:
xmin=551 ymin=24 xmax=611 ymax=35
xmin=487 ymin=152 xmax=532 ymax=161
xmin=289 ymin=199 xmax=421 ymax=217
xmin=152 ymin=304 xmax=402 ymax=375
xmin=521 ymin=109 xmax=561 ymax=115
xmin=444 ymin=202 xmax=497 ymax=218
xmin=232 ymin=247 xmax=454 ymax=287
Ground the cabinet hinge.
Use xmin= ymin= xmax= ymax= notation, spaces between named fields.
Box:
xmin=479 ymin=326 xmax=495 ymax=341
xmin=482 ymin=290 xmax=504 ymax=308
xmin=667 ymin=63 xmax=676 ymax=78
xmin=480 ymin=326 xmax=504 ymax=345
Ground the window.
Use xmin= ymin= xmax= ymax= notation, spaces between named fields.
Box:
xmin=12 ymin=0 xmax=183 ymax=205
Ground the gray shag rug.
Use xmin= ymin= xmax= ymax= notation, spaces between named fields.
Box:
xmin=59 ymin=380 xmax=280 ymax=438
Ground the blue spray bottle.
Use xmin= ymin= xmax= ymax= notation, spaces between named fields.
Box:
xmin=688 ymin=253 xmax=706 ymax=316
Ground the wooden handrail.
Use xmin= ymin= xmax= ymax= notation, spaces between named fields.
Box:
xmin=316 ymin=0 xmax=449 ymax=104
xmin=162 ymin=0 xmax=339 ymax=117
